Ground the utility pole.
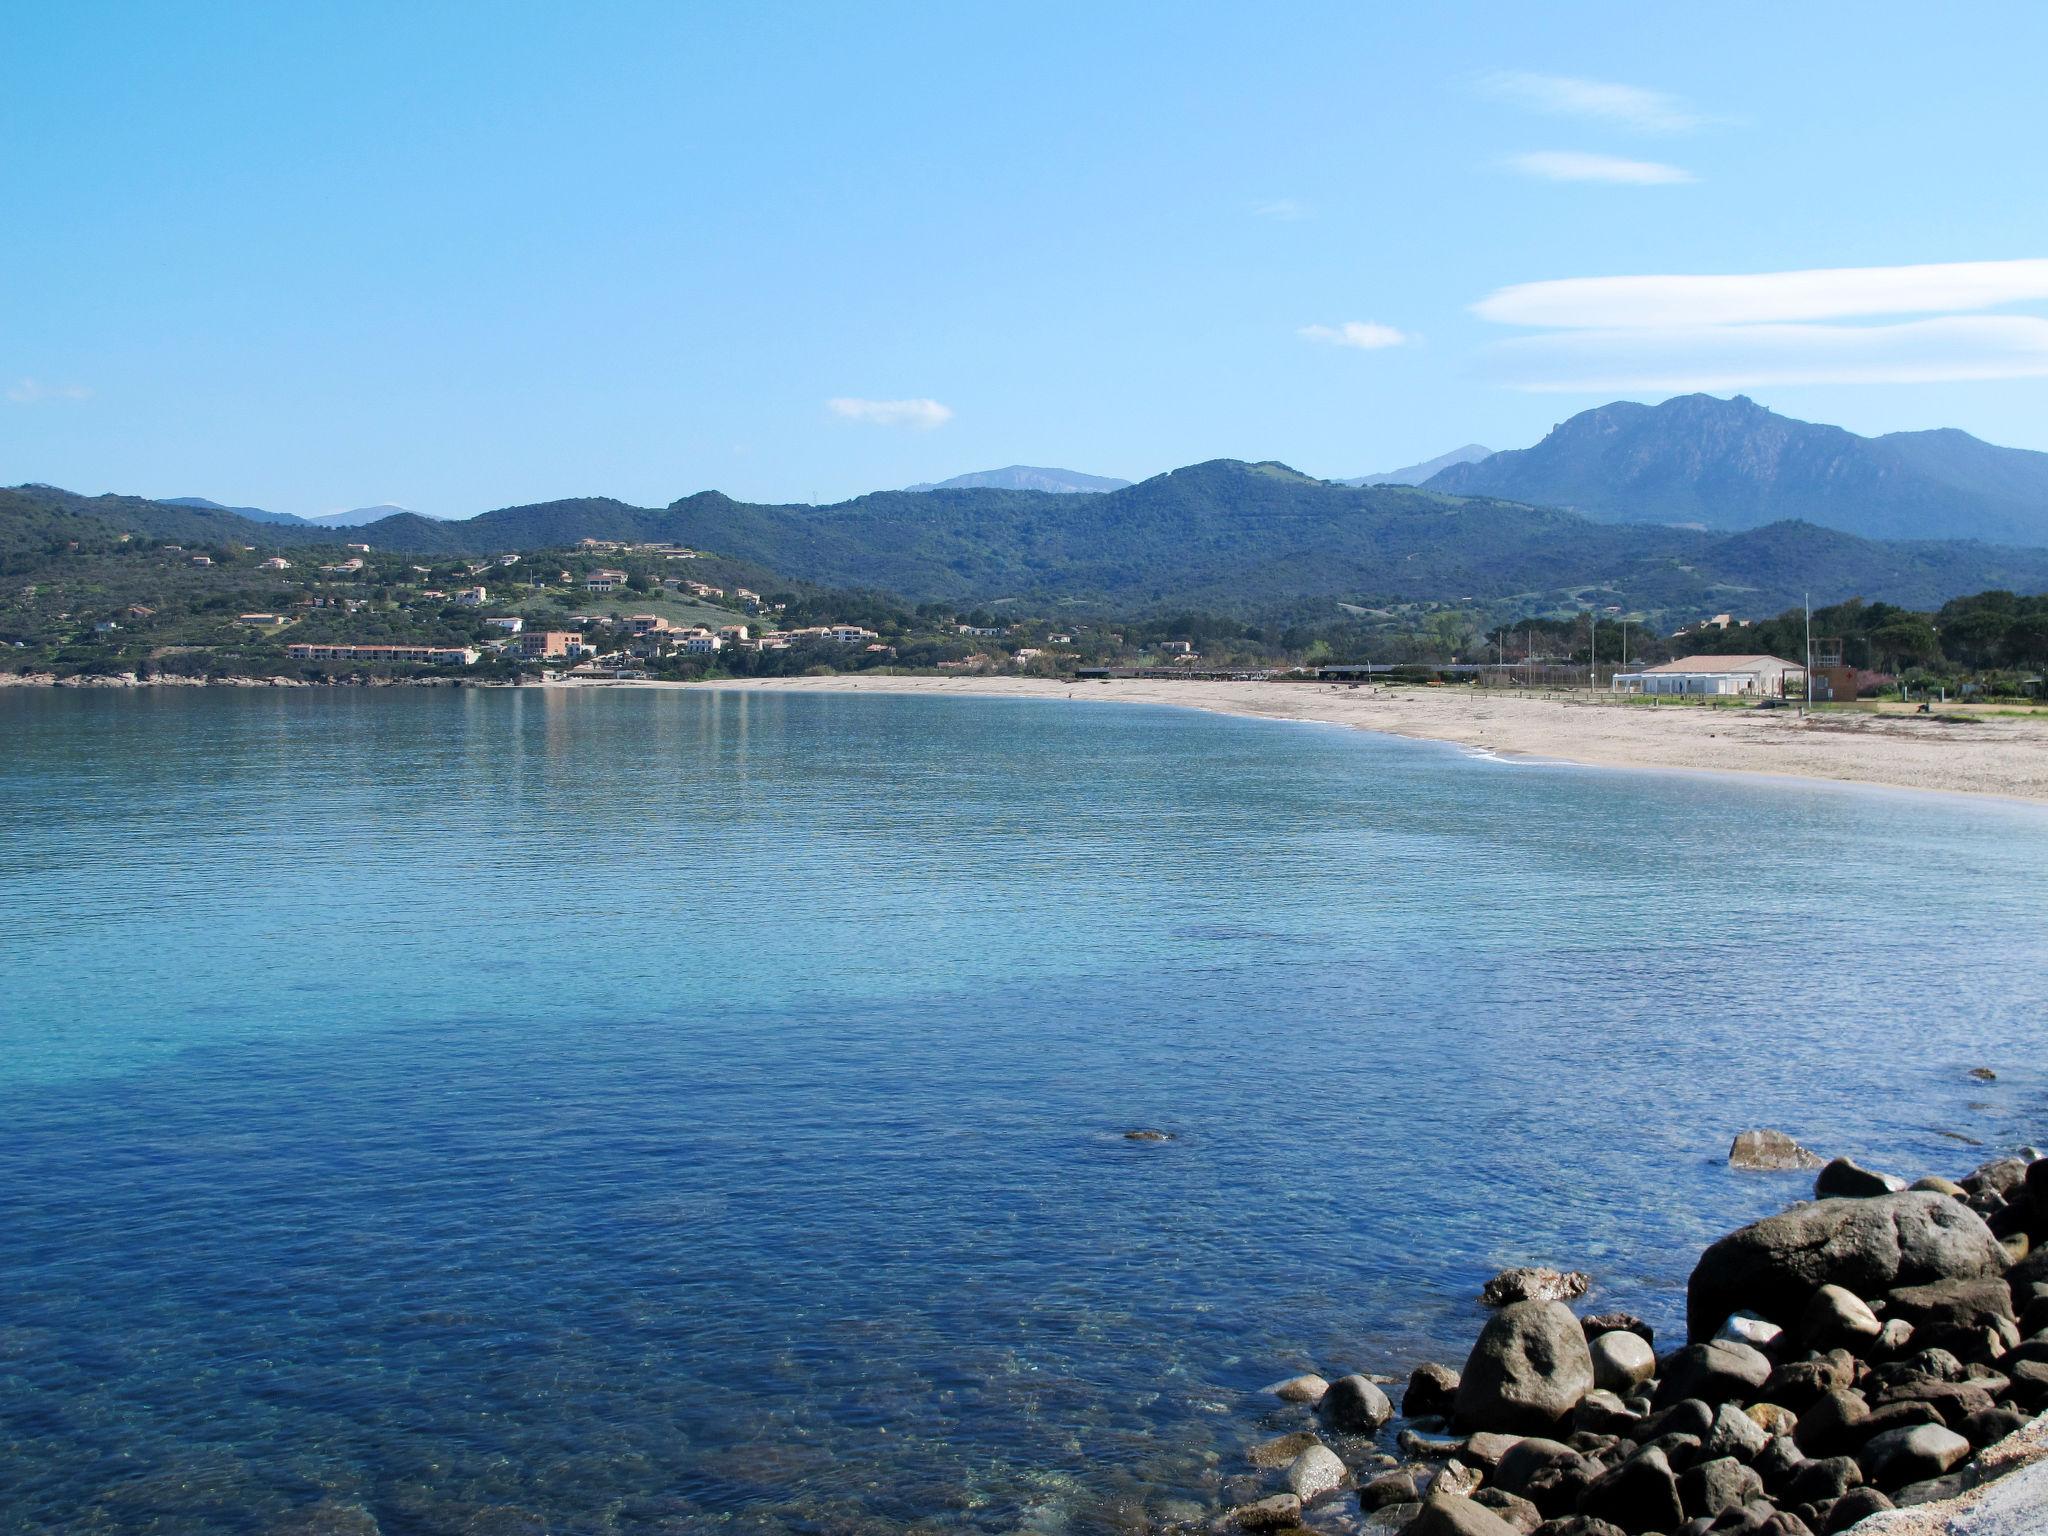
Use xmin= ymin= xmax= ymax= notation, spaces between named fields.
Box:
xmin=1803 ymin=591 xmax=1812 ymax=717
xmin=1588 ymin=608 xmax=1597 ymax=697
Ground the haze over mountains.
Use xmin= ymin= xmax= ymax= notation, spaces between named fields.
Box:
xmin=903 ymin=466 xmax=1131 ymax=494
xmin=1343 ymin=444 xmax=1492 ymax=488
xmin=1424 ymin=395 xmax=2048 ymax=546
xmin=158 ymin=497 xmax=434 ymax=527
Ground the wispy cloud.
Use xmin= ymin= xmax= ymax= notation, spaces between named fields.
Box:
xmin=6 ymin=378 xmax=92 ymax=404
xmin=1471 ymin=258 xmax=2048 ymax=391
xmin=1251 ymin=198 xmax=1310 ymax=221
xmin=1505 ymin=151 xmax=1693 ymax=186
xmin=1475 ymin=258 xmax=2048 ymax=328
xmin=1488 ymin=316 xmax=2048 ymax=392
xmin=1482 ymin=71 xmax=1705 ymax=133
xmin=827 ymin=397 xmax=953 ymax=429
xmin=1298 ymin=321 xmax=1410 ymax=350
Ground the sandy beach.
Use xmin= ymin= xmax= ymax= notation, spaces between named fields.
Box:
xmin=654 ymin=675 xmax=2048 ymax=805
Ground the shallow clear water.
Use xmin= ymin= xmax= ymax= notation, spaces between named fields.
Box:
xmin=1 ymin=687 xmax=2043 ymax=1536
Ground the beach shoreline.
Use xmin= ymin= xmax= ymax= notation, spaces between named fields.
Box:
xmin=659 ymin=674 xmax=2048 ymax=807
xmin=12 ymin=668 xmax=2048 ymax=805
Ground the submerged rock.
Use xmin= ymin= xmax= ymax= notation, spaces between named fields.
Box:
xmin=1227 ymin=1492 xmax=1300 ymax=1530
xmin=1730 ymin=1130 xmax=1826 ymax=1172
xmin=1481 ymin=1267 xmax=1592 ymax=1308
xmin=1269 ymin=1374 xmax=1330 ymax=1406
xmin=1453 ymin=1302 xmax=1596 ymax=1435
xmin=1285 ymin=1443 xmax=1348 ymax=1504
xmin=1123 ymin=1128 xmax=1175 ymax=1142
xmin=1319 ymin=1374 xmax=1394 ymax=1435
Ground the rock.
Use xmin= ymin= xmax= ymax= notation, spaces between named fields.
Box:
xmin=1454 ymin=1302 xmax=1597 ymax=1435
xmin=1250 ymin=1431 xmax=1326 ymax=1470
xmin=1123 ymin=1128 xmax=1175 ymax=1141
xmin=1655 ymin=1341 xmax=1774 ymax=1407
xmin=1800 ymin=1285 xmax=1882 ymax=1351
xmin=1287 ymin=1444 xmax=1349 ymax=1505
xmin=1960 ymin=1405 xmax=2030 ymax=1447
xmin=1815 ymin=1157 xmax=1908 ymax=1199
xmin=1793 ymin=1391 xmax=1870 ymax=1458
xmin=1361 ymin=1469 xmax=1421 ymax=1510
xmin=2030 ymin=1157 xmax=2048 ymax=1221
xmin=1321 ymin=1374 xmax=1395 ymax=1435
xmin=1493 ymin=1438 xmax=1587 ymax=1505
xmin=1873 ymin=1318 xmax=1916 ymax=1358
xmin=1570 ymin=1391 xmax=1641 ymax=1436
xmin=1766 ymin=1352 xmax=1856 ymax=1413
xmin=1857 ymin=1423 xmax=1970 ymax=1489
xmin=1783 ymin=1456 xmax=1862 ymax=1506
xmin=1580 ymin=1314 xmax=1653 ymax=1347
xmin=1717 ymin=1313 xmax=1786 ymax=1352
xmin=1403 ymin=1428 xmax=1472 ymax=1460
xmin=1579 ymin=1445 xmax=1686 ymax=1533
xmin=2002 ymin=1233 xmax=2031 ymax=1265
xmin=1685 ymin=1193 xmax=2009 ymax=1342
xmin=1366 ymin=1501 xmax=1424 ymax=1532
xmin=1960 ymin=1158 xmax=2029 ymax=1204
xmin=1472 ymin=1487 xmax=1542 ymax=1533
xmin=1682 ymin=1456 xmax=1766 ymax=1519
xmin=1731 ymin=1131 xmax=1826 ymax=1172
xmin=1640 ymin=1397 xmax=1717 ymax=1443
xmin=1271 ymin=1374 xmax=1331 ymax=1405
xmin=1880 ymin=1276 xmax=2015 ymax=1354
xmin=1747 ymin=1403 xmax=1798 ymax=1439
xmin=1752 ymin=1434 xmax=1806 ymax=1493
xmin=1526 ymin=1521 xmax=1628 ymax=1536
xmin=1911 ymin=1176 xmax=1967 ymax=1198
xmin=1704 ymin=1402 xmax=1772 ymax=1463
xmin=1228 ymin=1492 xmax=1302 ymax=1530
xmin=1819 ymin=1487 xmax=1890 ymax=1532
xmin=1406 ymin=1364 xmax=1462 ymax=1420
xmin=1482 ymin=1268 xmax=1593 ymax=1308
xmin=1462 ymin=1433 xmax=1525 ymax=1473
xmin=2005 ymin=1357 xmax=2048 ymax=1409
xmin=1404 ymin=1492 xmax=1522 ymax=1536
xmin=1432 ymin=1460 xmax=1484 ymax=1499
xmin=1588 ymin=1331 xmax=1656 ymax=1395
xmin=1969 ymin=1067 xmax=1998 ymax=1081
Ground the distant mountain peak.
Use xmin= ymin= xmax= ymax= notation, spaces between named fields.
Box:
xmin=1423 ymin=395 xmax=2048 ymax=547
xmin=1345 ymin=444 xmax=1492 ymax=487
xmin=156 ymin=495 xmax=309 ymax=526
xmin=306 ymin=503 xmax=435 ymax=526
xmin=904 ymin=466 xmax=1131 ymax=494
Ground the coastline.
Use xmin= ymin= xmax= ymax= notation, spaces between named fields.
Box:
xmin=670 ymin=675 xmax=2048 ymax=808
xmin=12 ymin=669 xmax=2048 ymax=806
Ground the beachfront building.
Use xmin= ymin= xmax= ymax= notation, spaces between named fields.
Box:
xmin=286 ymin=643 xmax=479 ymax=665
xmin=516 ymin=630 xmax=591 ymax=659
xmin=684 ymin=632 xmax=722 ymax=654
xmin=1612 ymin=654 xmax=1806 ymax=697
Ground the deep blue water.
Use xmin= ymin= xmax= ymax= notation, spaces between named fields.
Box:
xmin=1 ymin=686 xmax=2043 ymax=1536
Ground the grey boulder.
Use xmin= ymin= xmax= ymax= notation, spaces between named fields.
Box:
xmin=1686 ymin=1193 xmax=2008 ymax=1341
xmin=1815 ymin=1157 xmax=1909 ymax=1199
xmin=1588 ymin=1329 xmax=1656 ymax=1394
xmin=1453 ymin=1301 xmax=1596 ymax=1434
xmin=1655 ymin=1340 xmax=1773 ymax=1408
xmin=1730 ymin=1130 xmax=1825 ymax=1171
xmin=1857 ymin=1423 xmax=1970 ymax=1490
xmin=1320 ymin=1373 xmax=1394 ymax=1434
xmin=1481 ymin=1267 xmax=1592 ymax=1307
xmin=1401 ymin=1491 xmax=1521 ymax=1536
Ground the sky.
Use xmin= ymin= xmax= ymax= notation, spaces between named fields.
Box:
xmin=7 ymin=1 xmax=2048 ymax=515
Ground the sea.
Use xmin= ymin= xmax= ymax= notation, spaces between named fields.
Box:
xmin=1 ymin=685 xmax=2043 ymax=1536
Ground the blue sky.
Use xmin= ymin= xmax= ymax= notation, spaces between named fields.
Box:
xmin=6 ymin=1 xmax=2048 ymax=515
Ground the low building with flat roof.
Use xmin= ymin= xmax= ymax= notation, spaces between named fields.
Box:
xmin=1612 ymin=654 xmax=1804 ymax=697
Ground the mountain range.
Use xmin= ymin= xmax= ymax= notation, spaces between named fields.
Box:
xmin=158 ymin=497 xmax=433 ymax=527
xmin=1424 ymin=395 xmax=2048 ymax=546
xmin=11 ymin=456 xmax=2048 ymax=625
xmin=903 ymin=466 xmax=1130 ymax=494
xmin=1344 ymin=444 xmax=1492 ymax=487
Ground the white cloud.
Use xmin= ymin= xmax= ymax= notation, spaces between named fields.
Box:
xmin=1486 ymin=314 xmax=2048 ymax=392
xmin=6 ymin=378 xmax=92 ymax=404
xmin=1252 ymin=198 xmax=1310 ymax=221
xmin=826 ymin=397 xmax=953 ymax=429
xmin=1505 ymin=151 xmax=1693 ymax=186
xmin=1482 ymin=71 xmax=1704 ymax=133
xmin=1298 ymin=321 xmax=1410 ymax=350
xmin=1475 ymin=258 xmax=2048 ymax=329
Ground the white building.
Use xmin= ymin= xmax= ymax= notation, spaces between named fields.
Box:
xmin=684 ymin=632 xmax=722 ymax=654
xmin=482 ymin=616 xmax=524 ymax=634
xmin=1612 ymin=654 xmax=1805 ymax=697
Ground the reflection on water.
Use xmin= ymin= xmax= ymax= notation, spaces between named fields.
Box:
xmin=1 ymin=687 xmax=2043 ymax=1535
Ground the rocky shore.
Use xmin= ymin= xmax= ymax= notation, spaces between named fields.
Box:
xmin=1211 ymin=1144 xmax=2048 ymax=1536
xmin=0 ymin=671 xmax=490 ymax=688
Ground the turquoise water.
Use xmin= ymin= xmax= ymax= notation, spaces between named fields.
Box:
xmin=1 ymin=686 xmax=2043 ymax=1536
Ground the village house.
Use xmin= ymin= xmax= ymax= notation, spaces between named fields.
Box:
xmin=453 ymin=586 xmax=488 ymax=606
xmin=683 ymin=632 xmax=722 ymax=654
xmin=345 ymin=542 xmax=371 ymax=553
xmin=261 ymin=556 xmax=292 ymax=570
xmin=584 ymin=568 xmax=629 ymax=592
xmin=624 ymin=614 xmax=674 ymax=636
xmin=482 ymin=616 xmax=525 ymax=634
xmin=190 ymin=555 xmax=213 ymax=567
xmin=236 ymin=614 xmax=287 ymax=627
xmin=1612 ymin=654 xmax=1806 ymax=697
